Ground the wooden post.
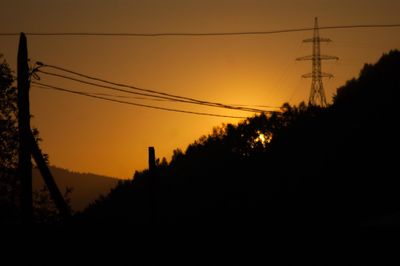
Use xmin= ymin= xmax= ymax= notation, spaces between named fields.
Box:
xmin=148 ymin=147 xmax=156 ymax=172
xmin=30 ymin=132 xmax=71 ymax=219
xmin=17 ymin=32 xmax=33 ymax=223
xmin=17 ymin=33 xmax=70 ymax=223
xmin=146 ymin=147 xmax=157 ymax=222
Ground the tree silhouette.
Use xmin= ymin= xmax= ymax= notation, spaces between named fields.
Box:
xmin=0 ymin=54 xmax=72 ymax=224
xmin=77 ymin=50 xmax=400 ymax=229
xmin=0 ymin=54 xmax=19 ymax=223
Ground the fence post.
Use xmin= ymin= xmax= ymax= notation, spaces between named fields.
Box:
xmin=148 ymin=146 xmax=156 ymax=172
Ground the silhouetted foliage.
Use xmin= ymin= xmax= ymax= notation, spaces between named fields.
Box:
xmin=0 ymin=54 xmax=72 ymax=224
xmin=0 ymin=54 xmax=19 ymax=223
xmin=78 ymin=50 xmax=400 ymax=230
xmin=33 ymin=185 xmax=73 ymax=224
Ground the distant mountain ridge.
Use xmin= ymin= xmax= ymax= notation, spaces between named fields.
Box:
xmin=33 ymin=166 xmax=120 ymax=212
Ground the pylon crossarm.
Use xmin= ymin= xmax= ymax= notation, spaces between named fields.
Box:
xmin=302 ymin=37 xmax=332 ymax=43
xmin=321 ymin=72 xmax=334 ymax=78
xmin=302 ymin=73 xmax=334 ymax=78
xmin=302 ymin=73 xmax=313 ymax=78
xmin=296 ymin=55 xmax=314 ymax=61
xmin=320 ymin=55 xmax=339 ymax=60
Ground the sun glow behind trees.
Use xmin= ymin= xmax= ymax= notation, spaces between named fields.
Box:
xmin=0 ymin=0 xmax=399 ymax=178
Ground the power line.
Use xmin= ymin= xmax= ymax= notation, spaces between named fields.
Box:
xmin=37 ymin=69 xmax=270 ymax=113
xmin=36 ymin=65 xmax=278 ymax=113
xmin=229 ymin=104 xmax=281 ymax=109
xmin=31 ymin=82 xmax=250 ymax=119
xmin=2 ymin=24 xmax=400 ymax=37
xmin=38 ymin=70 xmax=208 ymax=104
xmin=1 ymin=24 xmax=400 ymax=37
xmin=38 ymin=63 xmax=274 ymax=111
xmin=81 ymin=93 xmax=281 ymax=108
xmin=73 ymin=92 xmax=169 ymax=102
xmin=37 ymin=87 xmax=279 ymax=108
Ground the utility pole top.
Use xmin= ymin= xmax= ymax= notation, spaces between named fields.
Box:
xmin=17 ymin=32 xmax=33 ymax=223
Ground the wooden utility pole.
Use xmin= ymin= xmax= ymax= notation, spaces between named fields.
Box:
xmin=17 ymin=33 xmax=71 ymax=223
xmin=17 ymin=32 xmax=33 ymax=223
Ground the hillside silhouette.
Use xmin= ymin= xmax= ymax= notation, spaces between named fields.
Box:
xmin=75 ymin=50 xmax=400 ymax=228
xmin=33 ymin=166 xmax=119 ymax=212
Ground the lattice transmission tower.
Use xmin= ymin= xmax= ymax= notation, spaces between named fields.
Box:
xmin=296 ymin=17 xmax=339 ymax=107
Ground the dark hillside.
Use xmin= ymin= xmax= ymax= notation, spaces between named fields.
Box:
xmin=78 ymin=50 xmax=400 ymax=229
xmin=33 ymin=166 xmax=119 ymax=212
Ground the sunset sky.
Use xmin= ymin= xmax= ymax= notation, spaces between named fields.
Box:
xmin=1 ymin=0 xmax=399 ymax=179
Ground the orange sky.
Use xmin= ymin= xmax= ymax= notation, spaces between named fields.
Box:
xmin=1 ymin=0 xmax=400 ymax=178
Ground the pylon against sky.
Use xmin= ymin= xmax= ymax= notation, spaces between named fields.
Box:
xmin=297 ymin=17 xmax=339 ymax=107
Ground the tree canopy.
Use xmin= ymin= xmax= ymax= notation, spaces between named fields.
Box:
xmin=78 ymin=50 xmax=400 ymax=229
xmin=0 ymin=55 xmax=72 ymax=224
xmin=0 ymin=55 xmax=19 ymax=223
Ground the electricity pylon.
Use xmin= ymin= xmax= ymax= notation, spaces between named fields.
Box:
xmin=296 ymin=17 xmax=338 ymax=107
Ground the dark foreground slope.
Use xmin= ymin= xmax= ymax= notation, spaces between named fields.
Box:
xmin=77 ymin=50 xmax=400 ymax=229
